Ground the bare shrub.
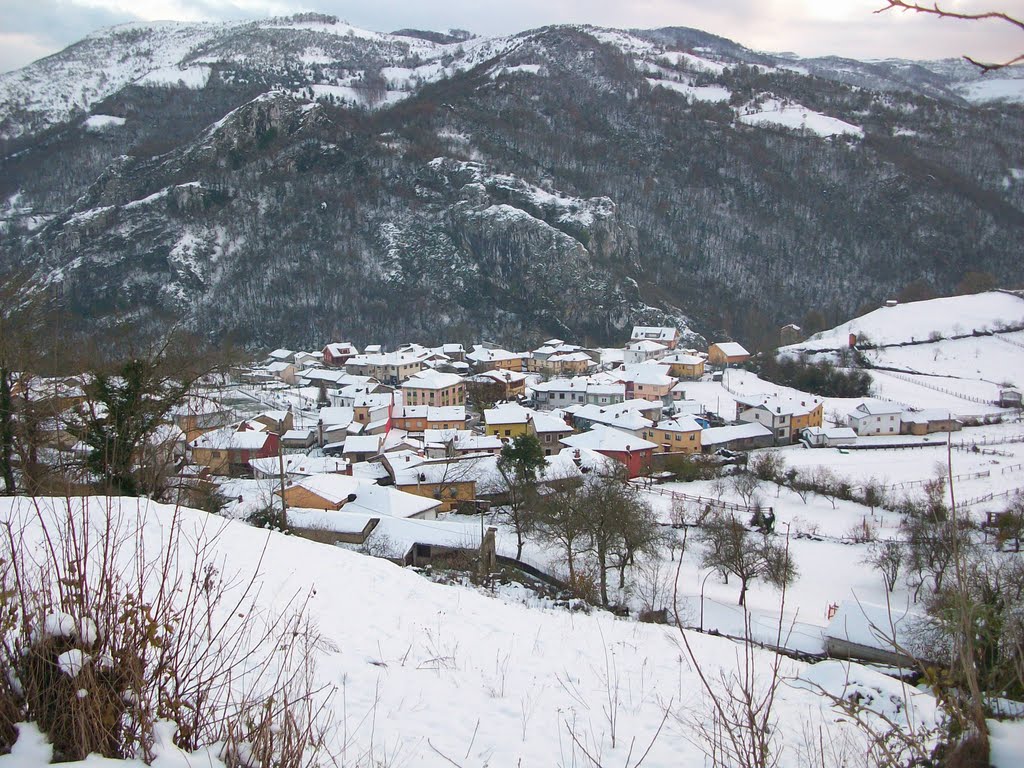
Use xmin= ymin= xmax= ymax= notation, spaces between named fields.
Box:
xmin=0 ymin=496 xmax=334 ymax=764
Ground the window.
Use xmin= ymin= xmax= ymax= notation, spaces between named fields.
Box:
xmin=689 ymin=434 xmax=695 ymax=441
xmin=505 ymin=429 xmax=511 ymax=436
xmin=545 ymin=434 xmax=552 ymax=442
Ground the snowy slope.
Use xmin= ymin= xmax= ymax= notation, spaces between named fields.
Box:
xmin=785 ymin=292 xmax=1024 ymax=352
xmin=0 ymin=496 xmax=939 ymax=767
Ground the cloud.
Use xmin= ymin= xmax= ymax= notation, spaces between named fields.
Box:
xmin=1 ymin=0 xmax=1019 ymax=74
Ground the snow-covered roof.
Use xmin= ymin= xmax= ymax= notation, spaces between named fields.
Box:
xmin=627 ymin=340 xmax=668 ymax=352
xmin=574 ymin=403 xmax=652 ymax=432
xmin=654 ymin=416 xmax=703 ymax=433
xmin=663 ymin=353 xmax=704 ymax=366
xmin=189 ymin=426 xmax=273 ymax=451
xmin=711 ymin=342 xmax=750 ymax=357
xmin=736 ymin=393 xmax=821 ymax=417
xmin=616 ymin=365 xmax=674 ymax=386
xmin=466 ymin=346 xmax=522 ymax=363
xmin=403 ymin=370 xmax=464 ymax=390
xmin=853 ymin=400 xmax=903 ymax=417
xmin=630 ymin=326 xmax=678 ymax=342
xmin=484 ymin=402 xmax=532 ymax=425
xmin=700 ymin=422 xmax=773 ymax=446
xmin=392 ymin=454 xmax=495 ymax=487
xmin=530 ymin=411 xmax=572 ymax=434
xmin=343 ymin=435 xmax=384 ymax=455
xmin=319 ymin=406 xmax=355 ymax=427
xmin=290 ymin=473 xmax=440 ymax=518
xmin=900 ymin=409 xmax=960 ymax=424
xmin=560 ymin=425 xmax=657 ymax=453
xmin=324 ymin=341 xmax=358 ymax=353
xmin=824 ymin=600 xmax=924 ymax=654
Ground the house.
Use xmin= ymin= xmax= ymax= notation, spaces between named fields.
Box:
xmin=423 ymin=430 xmax=504 ymax=457
xmin=345 ymin=352 xmax=424 ymax=384
xmin=342 ymin=434 xmax=384 ymax=463
xmin=280 ymin=428 xmax=317 ymax=453
xmin=572 ymin=402 xmax=654 ymax=437
xmin=389 ymin=405 xmax=467 ymax=432
xmin=189 ymin=422 xmax=281 ymax=477
xmin=253 ymin=409 xmax=294 ymax=434
xmin=293 ymin=351 xmax=323 ymax=369
xmin=848 ymin=401 xmax=903 ymax=436
xmin=322 ymin=342 xmax=359 ymax=367
xmin=615 ymin=365 xmax=676 ymax=403
xmin=401 ymin=370 xmax=465 ymax=408
xmin=266 ymin=348 xmax=296 ymax=364
xmin=466 ymin=345 xmax=525 ymax=373
xmin=700 ymin=423 xmax=774 ymax=453
xmin=735 ymin=393 xmax=823 ymax=445
xmin=707 ymin=342 xmax=751 ymax=366
xmin=662 ymin=353 xmax=706 ymax=380
xmin=900 ymin=410 xmax=963 ymax=436
xmin=543 ymin=351 xmax=595 ymax=376
xmin=468 ymin=369 xmax=529 ymax=400
xmin=170 ymin=399 xmax=235 ymax=442
xmin=801 ymin=426 xmax=857 ymax=448
xmin=560 ymin=426 xmax=657 ymax=478
xmin=387 ymin=454 xmax=487 ymax=512
xmin=530 ymin=411 xmax=573 ymax=455
xmin=630 ymin=326 xmax=681 ymax=350
xmin=779 ymin=324 xmax=803 ymax=346
xmin=624 ymin=340 xmax=668 ymax=365
xmin=265 ymin=361 xmax=298 ymax=385
xmin=251 ymin=453 xmax=350 ymax=479
xmin=532 ymin=377 xmax=590 ymax=409
xmin=584 ymin=382 xmax=626 ymax=407
xmin=484 ymin=402 xmax=534 ymax=439
xmin=641 ymin=416 xmax=703 ymax=454
xmin=999 ymin=388 xmax=1022 ymax=408
xmin=281 ymin=473 xmax=441 ymax=520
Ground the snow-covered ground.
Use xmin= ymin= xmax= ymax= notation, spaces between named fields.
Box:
xmin=0 ymin=496 xmax=942 ymax=768
xmin=785 ymin=292 xmax=1024 ymax=353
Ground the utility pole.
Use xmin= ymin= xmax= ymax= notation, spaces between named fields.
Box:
xmin=278 ymin=435 xmax=287 ymax=531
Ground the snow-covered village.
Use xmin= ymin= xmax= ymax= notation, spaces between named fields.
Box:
xmin=2 ymin=289 xmax=1024 ymax=766
xmin=3 ymin=2 xmax=1024 ymax=767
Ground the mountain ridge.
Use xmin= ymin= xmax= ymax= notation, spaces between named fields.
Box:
xmin=2 ymin=16 xmax=1023 ymax=349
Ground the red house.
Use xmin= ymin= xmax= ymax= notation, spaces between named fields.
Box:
xmin=559 ymin=426 xmax=657 ymax=478
xmin=322 ymin=342 xmax=360 ymax=367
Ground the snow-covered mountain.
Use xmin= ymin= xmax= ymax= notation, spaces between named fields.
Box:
xmin=2 ymin=15 xmax=1023 ymax=347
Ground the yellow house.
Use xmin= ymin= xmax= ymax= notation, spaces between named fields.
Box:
xmin=707 ymin=342 xmax=751 ymax=366
xmin=790 ymin=402 xmax=824 ymax=432
xmin=663 ymin=353 xmax=706 ymax=380
xmin=466 ymin=346 xmax=525 ymax=372
xmin=401 ymin=370 xmax=465 ymax=407
xmin=388 ymin=456 xmax=480 ymax=512
xmin=390 ymin=406 xmax=468 ymax=432
xmin=471 ymin=369 xmax=528 ymax=400
xmin=484 ymin=402 xmax=533 ymax=439
xmin=641 ymin=416 xmax=703 ymax=454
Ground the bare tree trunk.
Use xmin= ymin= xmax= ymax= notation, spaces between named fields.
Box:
xmin=0 ymin=368 xmax=15 ymax=494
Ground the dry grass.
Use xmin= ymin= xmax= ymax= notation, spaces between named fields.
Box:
xmin=0 ymin=496 xmax=335 ymax=766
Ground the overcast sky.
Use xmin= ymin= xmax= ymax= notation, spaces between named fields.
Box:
xmin=1 ymin=0 xmax=1020 ymax=74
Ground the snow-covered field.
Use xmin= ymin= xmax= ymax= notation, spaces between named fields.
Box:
xmin=785 ymin=292 xmax=1024 ymax=353
xmin=0 ymin=496 xmax=947 ymax=768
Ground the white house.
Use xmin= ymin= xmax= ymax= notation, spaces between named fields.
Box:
xmin=848 ymin=401 xmax=903 ymax=436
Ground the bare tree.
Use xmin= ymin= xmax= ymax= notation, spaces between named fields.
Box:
xmin=876 ymin=1 xmax=1024 ymax=72
xmin=731 ymin=471 xmax=762 ymax=509
xmin=700 ymin=512 xmax=797 ymax=606
xmin=864 ymin=538 xmax=904 ymax=592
